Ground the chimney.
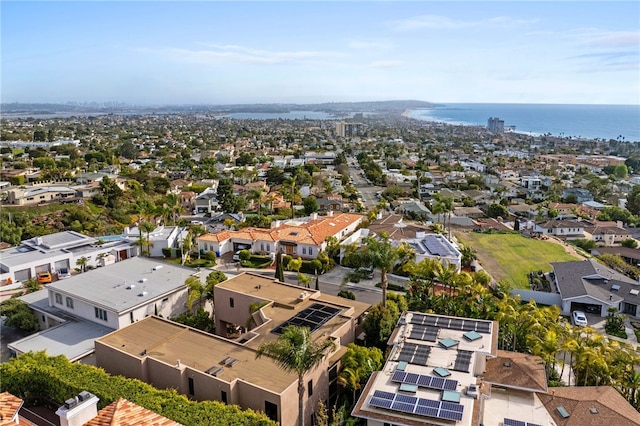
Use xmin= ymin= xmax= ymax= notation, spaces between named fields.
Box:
xmin=327 ymin=211 xmax=334 ymax=217
xmin=310 ymin=212 xmax=318 ymax=220
xmin=56 ymin=392 xmax=99 ymax=426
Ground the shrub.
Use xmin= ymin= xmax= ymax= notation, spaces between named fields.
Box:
xmin=162 ymin=247 xmax=172 ymax=258
xmin=0 ymin=352 xmax=277 ymax=426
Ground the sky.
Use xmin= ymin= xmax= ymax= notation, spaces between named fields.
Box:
xmin=2 ymin=1 xmax=639 ymax=106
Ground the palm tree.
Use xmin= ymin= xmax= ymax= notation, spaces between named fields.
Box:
xmin=248 ymin=188 xmax=265 ymax=216
xmin=256 ymin=326 xmax=336 ymax=426
xmin=76 ymin=256 xmax=89 ymax=273
xmin=185 ymin=276 xmax=207 ymax=311
xmin=362 ymin=233 xmax=401 ymax=308
xmin=140 ymin=221 xmax=156 ymax=257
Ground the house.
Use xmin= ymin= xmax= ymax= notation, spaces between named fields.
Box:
xmin=179 ymin=191 xmax=196 ymax=213
xmin=6 ymin=185 xmax=77 ymax=206
xmin=123 ymin=225 xmax=188 ymax=258
xmin=352 ymin=312 xmax=640 ymax=426
xmin=402 ymin=233 xmax=463 ymax=272
xmin=591 ymin=246 xmax=640 ymax=267
xmin=582 ymin=221 xmax=632 ymax=245
xmin=95 ymin=272 xmax=370 ymax=426
xmin=396 ymin=200 xmax=431 ymax=218
xmin=551 ymin=259 xmax=640 ymax=318
xmin=195 ymin=188 xmax=218 ymax=213
xmin=534 ymin=219 xmax=585 ymax=239
xmin=197 ymin=212 xmax=364 ymax=259
xmin=352 ymin=312 xmax=498 ymax=426
xmin=0 ymin=231 xmax=136 ymax=286
xmin=9 ymin=257 xmax=195 ymax=361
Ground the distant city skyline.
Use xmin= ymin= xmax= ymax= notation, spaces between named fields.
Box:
xmin=2 ymin=1 xmax=639 ymax=106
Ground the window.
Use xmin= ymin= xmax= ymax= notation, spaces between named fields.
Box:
xmin=65 ymin=297 xmax=74 ymax=309
xmin=264 ymin=401 xmax=278 ymax=422
xmin=302 ymin=247 xmax=307 ymax=255
xmin=229 ymin=297 xmax=234 ymax=308
xmin=309 ymin=248 xmax=313 ymax=256
xmin=308 ymin=379 xmax=313 ymax=397
xmin=260 ymin=243 xmax=265 ymax=251
xmin=95 ymin=307 xmax=108 ymax=321
xmin=55 ymin=293 xmax=62 ymax=304
xmin=188 ymin=377 xmax=195 ymax=395
xmin=221 ymin=390 xmax=227 ymax=404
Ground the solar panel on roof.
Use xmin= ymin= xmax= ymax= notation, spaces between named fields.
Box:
xmin=453 ymin=350 xmax=473 ymax=372
xmin=272 ymin=303 xmax=341 ymax=334
xmin=504 ymin=419 xmax=526 ymax=426
xmin=369 ymin=397 xmax=393 ymax=409
xmin=396 ymin=394 xmax=417 ymax=404
xmin=373 ymin=390 xmax=395 ymax=400
xmin=440 ymin=409 xmax=463 ymax=421
xmin=391 ymin=370 xmax=458 ymax=392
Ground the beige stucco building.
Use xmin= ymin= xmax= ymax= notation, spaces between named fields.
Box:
xmin=95 ymin=272 xmax=370 ymax=426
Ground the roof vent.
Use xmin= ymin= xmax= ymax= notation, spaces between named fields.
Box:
xmin=503 ymin=362 xmax=512 ymax=367
xmin=152 ymin=265 xmax=163 ymax=271
xmin=64 ymin=397 xmax=78 ymax=409
xmin=77 ymin=391 xmax=92 ymax=402
xmin=139 ymin=278 xmax=148 ymax=283
xmin=589 ymin=407 xmax=598 ymax=414
xmin=138 ymin=291 xmax=148 ymax=297
xmin=127 ymin=284 xmax=136 ymax=290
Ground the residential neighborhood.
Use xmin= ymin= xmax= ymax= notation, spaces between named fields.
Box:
xmin=1 ymin=106 xmax=640 ymax=425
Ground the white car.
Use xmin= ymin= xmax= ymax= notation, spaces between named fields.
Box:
xmin=572 ymin=310 xmax=588 ymax=327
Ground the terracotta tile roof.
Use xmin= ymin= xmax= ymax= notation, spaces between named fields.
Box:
xmin=483 ymin=350 xmax=548 ymax=393
xmin=85 ymin=398 xmax=182 ymax=426
xmin=0 ymin=392 xmax=23 ymax=425
xmin=199 ymin=213 xmax=364 ymax=245
xmin=537 ymin=386 xmax=640 ymax=426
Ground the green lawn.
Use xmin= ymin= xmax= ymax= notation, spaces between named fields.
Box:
xmin=457 ymin=232 xmax=582 ymax=289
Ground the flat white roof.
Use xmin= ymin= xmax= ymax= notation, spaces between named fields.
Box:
xmin=46 ymin=257 xmax=197 ymax=313
xmin=8 ymin=319 xmax=113 ymax=362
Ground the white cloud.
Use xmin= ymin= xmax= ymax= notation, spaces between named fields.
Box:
xmin=388 ymin=14 xmax=537 ymax=31
xmin=585 ymin=31 xmax=640 ymax=49
xmin=346 ymin=39 xmax=392 ymax=50
xmin=144 ymin=44 xmax=345 ymax=65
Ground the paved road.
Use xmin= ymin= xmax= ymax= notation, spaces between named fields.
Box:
xmin=347 ymin=157 xmax=384 ymax=210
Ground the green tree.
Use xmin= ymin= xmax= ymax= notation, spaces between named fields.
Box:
xmin=614 ymin=164 xmax=628 ymax=179
xmin=275 ymin=251 xmax=285 ymax=282
xmin=362 ymin=233 xmax=401 ymax=308
xmin=621 ymin=238 xmax=638 ymax=249
xmin=0 ymin=298 xmax=39 ymax=332
xmin=256 ymin=326 xmax=336 ymax=426
xmin=361 ymin=300 xmax=401 ymax=348
xmin=303 ymin=196 xmax=319 ymax=215
xmin=487 ymin=203 xmax=509 ymax=219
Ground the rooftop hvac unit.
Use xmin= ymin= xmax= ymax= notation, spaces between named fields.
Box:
xmin=64 ymin=397 xmax=78 ymax=409
xmin=152 ymin=265 xmax=164 ymax=271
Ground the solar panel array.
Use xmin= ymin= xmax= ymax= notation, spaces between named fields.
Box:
xmin=397 ymin=343 xmax=431 ymax=365
xmin=272 ymin=303 xmax=341 ymax=334
xmin=453 ymin=350 xmax=473 ymax=372
xmin=422 ymin=236 xmax=456 ymax=257
xmin=409 ymin=324 xmax=439 ymax=342
xmin=504 ymin=418 xmax=542 ymax=426
xmin=392 ymin=370 xmax=458 ymax=391
xmin=410 ymin=314 xmax=492 ymax=334
xmin=369 ymin=390 xmax=464 ymax=422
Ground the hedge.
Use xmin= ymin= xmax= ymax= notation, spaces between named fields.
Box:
xmin=0 ymin=352 xmax=276 ymax=426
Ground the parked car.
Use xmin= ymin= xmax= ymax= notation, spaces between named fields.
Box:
xmin=232 ymin=250 xmax=242 ymax=261
xmin=37 ymin=271 xmax=53 ymax=284
xmin=355 ymin=267 xmax=374 ymax=279
xmin=57 ymin=267 xmax=71 ymax=279
xmin=572 ymin=310 xmax=588 ymax=327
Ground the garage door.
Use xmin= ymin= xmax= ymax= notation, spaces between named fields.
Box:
xmin=54 ymin=260 xmax=70 ymax=271
xmin=14 ymin=269 xmax=31 ymax=282
xmin=35 ymin=264 xmax=51 ymax=273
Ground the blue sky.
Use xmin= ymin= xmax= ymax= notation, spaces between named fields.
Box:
xmin=2 ymin=1 xmax=639 ymax=105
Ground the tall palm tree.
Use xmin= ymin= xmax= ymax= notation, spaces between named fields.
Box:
xmin=362 ymin=233 xmax=401 ymax=308
xmin=140 ymin=221 xmax=156 ymax=257
xmin=256 ymin=326 xmax=336 ymax=426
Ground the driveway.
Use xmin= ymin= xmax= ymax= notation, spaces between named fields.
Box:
xmin=584 ymin=312 xmax=639 ymax=345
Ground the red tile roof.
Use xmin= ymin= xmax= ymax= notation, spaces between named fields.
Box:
xmin=200 ymin=213 xmax=364 ymax=245
xmin=0 ymin=392 xmax=23 ymax=426
xmin=85 ymin=398 xmax=182 ymax=426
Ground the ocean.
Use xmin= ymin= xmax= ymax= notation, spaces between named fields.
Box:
xmin=407 ymin=103 xmax=640 ymax=142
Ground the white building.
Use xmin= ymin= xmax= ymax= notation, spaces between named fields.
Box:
xmin=10 ymin=257 xmax=195 ymax=361
xmin=0 ymin=231 xmax=136 ymax=286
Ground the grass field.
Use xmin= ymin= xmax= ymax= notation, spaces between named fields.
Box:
xmin=456 ymin=232 xmax=582 ymax=289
